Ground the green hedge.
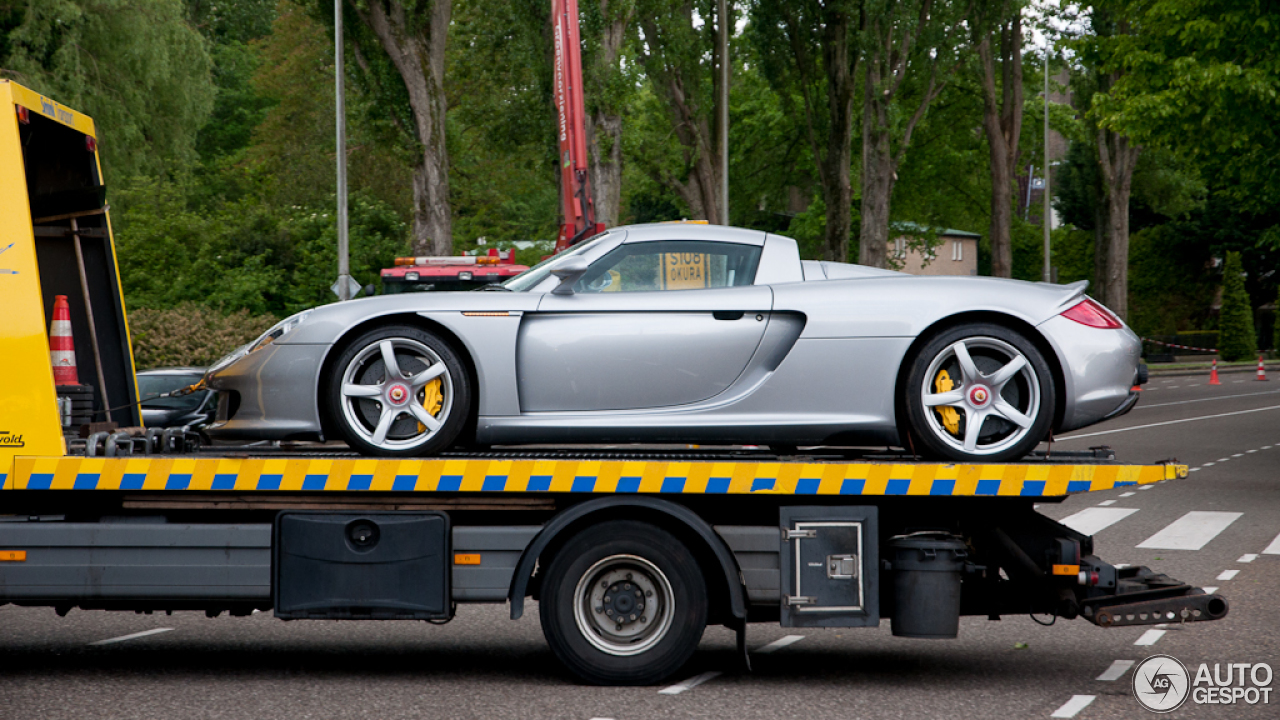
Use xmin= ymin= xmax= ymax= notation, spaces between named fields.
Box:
xmin=129 ymin=303 xmax=278 ymax=370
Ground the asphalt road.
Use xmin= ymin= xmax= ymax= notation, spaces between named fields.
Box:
xmin=2 ymin=373 xmax=1278 ymax=719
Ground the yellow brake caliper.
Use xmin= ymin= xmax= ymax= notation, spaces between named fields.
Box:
xmin=934 ymin=369 xmax=961 ymax=436
xmin=416 ymin=378 xmax=444 ymax=432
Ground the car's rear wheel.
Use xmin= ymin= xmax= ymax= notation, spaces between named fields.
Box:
xmin=904 ymin=323 xmax=1055 ymax=462
xmin=539 ymin=521 xmax=707 ymax=685
xmin=327 ymin=325 xmax=470 ymax=456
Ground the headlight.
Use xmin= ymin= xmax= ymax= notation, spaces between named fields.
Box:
xmin=249 ymin=309 xmax=314 ymax=353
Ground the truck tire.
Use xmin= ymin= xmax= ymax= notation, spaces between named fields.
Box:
xmin=538 ymin=521 xmax=707 ymax=685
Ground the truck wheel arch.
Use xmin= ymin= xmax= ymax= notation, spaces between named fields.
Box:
xmin=508 ymin=496 xmax=747 ymax=624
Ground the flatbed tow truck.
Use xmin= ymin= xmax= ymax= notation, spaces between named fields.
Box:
xmin=0 ymin=80 xmax=1227 ymax=686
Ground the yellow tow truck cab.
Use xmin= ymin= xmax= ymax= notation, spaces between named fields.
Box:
xmin=0 ymin=79 xmax=140 ymax=477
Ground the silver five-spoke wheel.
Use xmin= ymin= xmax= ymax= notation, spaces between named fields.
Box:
xmin=906 ymin=324 xmax=1055 ymax=462
xmin=328 ymin=326 xmax=470 ymax=456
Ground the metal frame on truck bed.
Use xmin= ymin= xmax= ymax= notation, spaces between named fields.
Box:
xmin=0 ymin=83 xmax=1226 ymax=686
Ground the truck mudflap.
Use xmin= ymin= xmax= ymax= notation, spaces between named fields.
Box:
xmin=1080 ymin=564 xmax=1229 ymax=628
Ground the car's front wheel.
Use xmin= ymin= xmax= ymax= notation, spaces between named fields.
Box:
xmin=327 ymin=325 xmax=470 ymax=456
xmin=904 ymin=323 xmax=1055 ymax=462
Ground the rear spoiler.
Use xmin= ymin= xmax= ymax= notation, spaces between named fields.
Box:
xmin=1046 ymin=279 xmax=1090 ymax=315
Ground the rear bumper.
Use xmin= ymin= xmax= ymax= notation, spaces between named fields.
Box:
xmin=1037 ymin=316 xmax=1142 ymax=432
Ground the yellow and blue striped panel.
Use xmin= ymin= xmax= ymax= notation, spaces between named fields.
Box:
xmin=2 ymin=457 xmax=1186 ymax=496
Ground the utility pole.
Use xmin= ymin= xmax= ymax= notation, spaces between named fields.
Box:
xmin=335 ymin=0 xmax=351 ymax=300
xmin=1042 ymin=43 xmax=1051 ymax=283
xmin=718 ymin=0 xmax=729 ymax=225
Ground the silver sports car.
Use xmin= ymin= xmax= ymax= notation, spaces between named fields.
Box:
xmin=205 ymin=223 xmax=1142 ymax=461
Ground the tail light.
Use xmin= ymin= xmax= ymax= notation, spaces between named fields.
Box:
xmin=1061 ymin=298 xmax=1123 ymax=329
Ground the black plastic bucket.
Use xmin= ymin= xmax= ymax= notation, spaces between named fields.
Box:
xmin=888 ymin=532 xmax=967 ymax=638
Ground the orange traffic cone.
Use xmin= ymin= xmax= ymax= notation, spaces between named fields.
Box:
xmin=1208 ymin=358 xmax=1221 ymax=386
xmin=49 ymin=295 xmax=79 ymax=385
xmin=1257 ymin=356 xmax=1269 ymax=381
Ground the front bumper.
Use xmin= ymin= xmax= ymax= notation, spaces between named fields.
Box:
xmin=204 ymin=343 xmax=329 ymax=441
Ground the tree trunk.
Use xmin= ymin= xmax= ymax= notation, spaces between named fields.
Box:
xmin=819 ymin=5 xmax=855 ymax=262
xmin=1096 ymin=125 xmax=1139 ymax=319
xmin=857 ymin=0 xmax=951 ymax=269
xmin=357 ymin=0 xmax=452 ymax=255
xmin=584 ymin=0 xmax=631 ymax=227
xmin=977 ymin=9 xmax=1023 ymax=278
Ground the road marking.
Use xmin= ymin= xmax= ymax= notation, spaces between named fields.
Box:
xmin=1264 ymin=531 xmax=1280 ymax=555
xmin=1140 ymin=485 xmax=1154 ymax=489
xmin=659 ymin=671 xmax=721 ymax=695
xmin=88 ymin=628 xmax=173 ymax=646
xmin=1097 ymin=659 xmax=1135 ymax=681
xmin=1189 ymin=467 xmax=1201 ymax=472
xmin=1202 ymin=462 xmax=1216 ymax=467
xmin=1135 ymin=629 xmax=1166 ymax=646
xmin=1098 ymin=499 xmax=1116 ymax=506
xmin=1217 ymin=569 xmax=1239 ymax=581
xmin=1050 ymin=695 xmax=1096 ymax=718
xmin=1137 ymin=511 xmax=1242 ymax=550
xmin=1232 ymin=453 xmax=1244 ymax=458
xmin=1218 ymin=457 xmax=1230 ymax=463
xmin=1238 ymin=553 xmax=1258 ymax=563
xmin=1060 ymin=508 xmax=1139 ymax=535
xmin=1137 ymin=389 xmax=1280 ymax=409
xmin=1120 ymin=492 xmax=1136 ymax=497
xmin=755 ymin=635 xmax=804 ymax=654
xmin=1248 ymin=449 xmax=1258 ymax=453
xmin=1056 ymin=403 xmax=1280 ymax=440
xmin=1167 ymin=385 xmax=1180 ymax=389
xmin=1203 ymin=586 xmax=1218 ymax=594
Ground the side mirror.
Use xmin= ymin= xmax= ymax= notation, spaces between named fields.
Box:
xmin=550 ymin=256 xmax=590 ymax=295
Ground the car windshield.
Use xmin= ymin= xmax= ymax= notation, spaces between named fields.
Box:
xmin=138 ymin=373 xmax=206 ymax=412
xmin=502 ymin=232 xmax=612 ymax=292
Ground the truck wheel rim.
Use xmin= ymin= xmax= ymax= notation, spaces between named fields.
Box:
xmin=919 ymin=336 xmax=1040 ymax=456
xmin=339 ymin=337 xmax=453 ymax=451
xmin=573 ymin=554 xmax=675 ymax=657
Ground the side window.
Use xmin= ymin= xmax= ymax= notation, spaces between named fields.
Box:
xmin=577 ymin=240 xmax=762 ymax=293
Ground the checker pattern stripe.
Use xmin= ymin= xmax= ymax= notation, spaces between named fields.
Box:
xmin=2 ymin=458 xmax=1185 ymax=495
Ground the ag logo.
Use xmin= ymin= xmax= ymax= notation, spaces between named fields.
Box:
xmin=1134 ymin=654 xmax=1191 ymax=713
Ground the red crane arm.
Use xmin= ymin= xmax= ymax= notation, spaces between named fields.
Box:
xmin=552 ymin=0 xmax=606 ymax=252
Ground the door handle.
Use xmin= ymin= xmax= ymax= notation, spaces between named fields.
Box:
xmin=712 ymin=311 xmax=745 ymax=321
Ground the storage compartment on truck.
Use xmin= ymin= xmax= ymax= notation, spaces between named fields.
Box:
xmin=778 ymin=506 xmax=879 ymax=628
xmin=273 ymin=511 xmax=450 ymax=620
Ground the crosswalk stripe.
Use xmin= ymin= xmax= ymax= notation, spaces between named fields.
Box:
xmin=1051 ymin=695 xmax=1096 ymax=718
xmin=1060 ymin=507 xmax=1138 ymax=536
xmin=1097 ymin=660 xmax=1135 ymax=681
xmin=1136 ymin=511 xmax=1242 ymax=550
xmin=658 ymin=671 xmax=721 ymax=695
xmin=1135 ymin=629 xmax=1165 ymax=646
xmin=1263 ymin=531 xmax=1280 ymax=555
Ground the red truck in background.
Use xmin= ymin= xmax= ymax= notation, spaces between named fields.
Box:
xmin=379 ymin=248 xmax=529 ymax=294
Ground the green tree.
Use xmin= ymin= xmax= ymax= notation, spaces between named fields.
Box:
xmin=0 ymin=0 xmax=215 ymax=179
xmin=1218 ymin=251 xmax=1257 ymax=361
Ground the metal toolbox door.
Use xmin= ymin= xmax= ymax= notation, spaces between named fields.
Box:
xmin=779 ymin=506 xmax=878 ymax=628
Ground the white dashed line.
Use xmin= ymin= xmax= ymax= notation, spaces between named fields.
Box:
xmin=1120 ymin=492 xmax=1136 ymax=497
xmin=1264 ymin=531 xmax=1280 ymax=555
xmin=1137 ymin=511 xmax=1242 ymax=550
xmin=1247 ymin=449 xmax=1258 ymax=453
xmin=1055 ymin=403 xmax=1280 ymax=440
xmin=1051 ymin=695 xmax=1096 ymax=718
xmin=1060 ymin=508 xmax=1139 ymax=535
xmin=1217 ymin=569 xmax=1239 ymax=581
xmin=1232 ymin=453 xmax=1244 ymax=458
xmin=1217 ymin=458 xmax=1230 ymax=463
xmin=659 ymin=671 xmax=722 ymax=695
xmin=1167 ymin=386 xmax=1180 ymax=389
xmin=88 ymin=628 xmax=173 ymax=646
xmin=1189 ymin=467 xmax=1201 ymax=472
xmin=1203 ymin=586 xmax=1219 ymax=594
xmin=1239 ymin=554 xmax=1258 ymax=563
xmin=1140 ymin=484 xmax=1155 ymax=489
xmin=1135 ymin=629 xmax=1166 ymax=646
xmin=1202 ymin=462 xmax=1216 ymax=467
xmin=755 ymin=635 xmax=805 ymax=654
xmin=1097 ymin=659 xmax=1135 ymax=681
xmin=1098 ymin=500 xmax=1116 ymax=506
